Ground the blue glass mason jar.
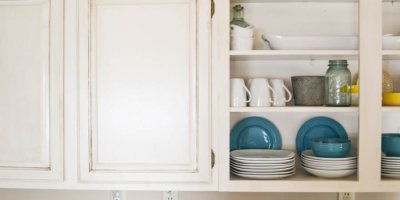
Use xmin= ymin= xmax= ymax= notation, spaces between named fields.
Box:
xmin=325 ymin=60 xmax=352 ymax=106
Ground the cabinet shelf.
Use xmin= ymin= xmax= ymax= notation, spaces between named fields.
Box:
xmin=382 ymin=106 xmax=400 ymax=112
xmin=230 ymin=50 xmax=359 ymax=61
xmin=230 ymin=106 xmax=359 ymax=113
xmin=225 ymin=168 xmax=358 ymax=192
xmin=382 ymin=50 xmax=400 ymax=60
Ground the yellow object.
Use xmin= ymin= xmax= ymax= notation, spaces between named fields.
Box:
xmin=383 ymin=93 xmax=400 ymax=106
xmin=356 ymin=69 xmax=393 ymax=93
xmin=351 ymin=85 xmax=359 ymax=93
xmin=383 ymin=70 xmax=394 ymax=93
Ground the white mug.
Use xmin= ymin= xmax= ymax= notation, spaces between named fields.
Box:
xmin=270 ymin=79 xmax=292 ymax=107
xmin=247 ymin=78 xmax=274 ymax=107
xmin=230 ymin=78 xmax=252 ymax=107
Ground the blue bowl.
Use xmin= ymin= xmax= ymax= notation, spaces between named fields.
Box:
xmin=382 ymin=133 xmax=400 ymax=157
xmin=311 ymin=138 xmax=351 ymax=158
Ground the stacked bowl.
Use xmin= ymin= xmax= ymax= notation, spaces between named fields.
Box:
xmin=230 ymin=24 xmax=254 ymax=50
xmin=301 ymin=138 xmax=358 ymax=178
xmin=381 ymin=134 xmax=400 ymax=178
xmin=230 ymin=149 xmax=296 ymax=179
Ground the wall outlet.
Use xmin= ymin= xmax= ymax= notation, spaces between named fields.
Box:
xmin=111 ymin=191 xmax=126 ymax=200
xmin=338 ymin=192 xmax=355 ymax=200
xmin=163 ymin=191 xmax=178 ymax=200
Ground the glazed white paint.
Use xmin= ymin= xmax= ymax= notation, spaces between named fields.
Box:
xmin=0 ymin=0 xmax=400 ymax=193
xmin=0 ymin=0 xmax=63 ymax=180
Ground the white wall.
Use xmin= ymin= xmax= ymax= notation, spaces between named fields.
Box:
xmin=0 ymin=190 xmax=399 ymax=200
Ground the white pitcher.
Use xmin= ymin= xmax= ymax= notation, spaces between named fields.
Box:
xmin=230 ymin=78 xmax=252 ymax=107
xmin=270 ymin=79 xmax=292 ymax=107
xmin=247 ymin=78 xmax=274 ymax=107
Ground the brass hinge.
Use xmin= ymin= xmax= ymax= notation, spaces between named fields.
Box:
xmin=211 ymin=0 xmax=215 ymax=18
xmin=211 ymin=149 xmax=215 ymax=168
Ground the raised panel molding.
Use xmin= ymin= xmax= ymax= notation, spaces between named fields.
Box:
xmin=0 ymin=0 xmax=63 ymax=180
xmin=79 ymin=0 xmax=212 ymax=182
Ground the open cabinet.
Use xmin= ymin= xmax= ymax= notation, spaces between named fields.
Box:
xmin=215 ymin=0 xmax=390 ymax=192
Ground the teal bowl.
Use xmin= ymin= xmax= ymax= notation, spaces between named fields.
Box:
xmin=311 ymin=138 xmax=351 ymax=158
xmin=382 ymin=133 xmax=400 ymax=157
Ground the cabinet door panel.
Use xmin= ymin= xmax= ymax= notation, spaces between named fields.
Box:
xmin=0 ymin=0 xmax=62 ymax=180
xmin=79 ymin=0 xmax=211 ymax=182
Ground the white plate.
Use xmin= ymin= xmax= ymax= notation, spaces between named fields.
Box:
xmin=302 ymin=150 xmax=357 ymax=161
xmin=383 ymin=36 xmax=400 ymax=50
xmin=261 ymin=34 xmax=358 ymax=50
xmin=261 ymin=34 xmax=400 ymax=50
xmin=232 ymin=171 xmax=295 ymax=179
xmin=231 ymin=168 xmax=296 ymax=175
xmin=301 ymin=156 xmax=357 ymax=165
xmin=302 ymin=162 xmax=357 ymax=170
xmin=382 ymin=164 xmax=400 ymax=168
xmin=230 ymin=149 xmax=295 ymax=161
xmin=231 ymin=165 xmax=295 ymax=173
xmin=230 ymin=162 xmax=294 ymax=169
xmin=381 ymin=161 xmax=400 ymax=165
xmin=382 ymin=169 xmax=400 ymax=174
xmin=231 ymin=157 xmax=295 ymax=165
xmin=382 ymin=173 xmax=400 ymax=179
xmin=302 ymin=166 xmax=357 ymax=178
xmin=382 ymin=155 xmax=400 ymax=160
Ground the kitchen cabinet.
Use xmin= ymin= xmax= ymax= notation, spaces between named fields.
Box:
xmin=0 ymin=0 xmax=63 ymax=180
xmin=77 ymin=0 xmax=214 ymax=184
xmin=214 ymin=0 xmax=400 ymax=192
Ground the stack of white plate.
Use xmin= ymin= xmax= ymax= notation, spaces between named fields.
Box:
xmin=301 ymin=150 xmax=357 ymax=178
xmin=230 ymin=149 xmax=296 ymax=179
xmin=382 ymin=154 xmax=400 ymax=178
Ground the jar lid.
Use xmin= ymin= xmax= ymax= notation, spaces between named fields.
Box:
xmin=329 ymin=60 xmax=348 ymax=66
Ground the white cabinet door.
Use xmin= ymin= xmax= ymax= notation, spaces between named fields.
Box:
xmin=78 ymin=0 xmax=212 ymax=182
xmin=0 ymin=0 xmax=63 ymax=180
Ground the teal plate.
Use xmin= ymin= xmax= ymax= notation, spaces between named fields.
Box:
xmin=296 ymin=116 xmax=348 ymax=155
xmin=230 ymin=116 xmax=282 ymax=151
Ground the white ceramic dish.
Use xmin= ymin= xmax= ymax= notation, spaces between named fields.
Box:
xmin=232 ymin=171 xmax=295 ymax=179
xmin=302 ymin=166 xmax=356 ymax=178
xmin=302 ymin=150 xmax=357 ymax=161
xmin=231 ymin=161 xmax=294 ymax=168
xmin=382 ymin=160 xmax=400 ymax=165
xmin=382 ymin=173 xmax=400 ymax=179
xmin=382 ymin=156 xmax=400 ymax=160
xmin=231 ymin=165 xmax=295 ymax=173
xmin=301 ymin=156 xmax=356 ymax=165
xmin=261 ymin=34 xmax=400 ymax=50
xmin=382 ymin=164 xmax=400 ymax=169
xmin=383 ymin=36 xmax=400 ymax=50
xmin=302 ymin=162 xmax=357 ymax=170
xmin=231 ymin=158 xmax=294 ymax=165
xmin=231 ymin=168 xmax=296 ymax=175
xmin=261 ymin=34 xmax=358 ymax=50
xmin=231 ymin=149 xmax=295 ymax=160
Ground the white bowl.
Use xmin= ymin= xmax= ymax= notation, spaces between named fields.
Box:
xmin=302 ymin=166 xmax=357 ymax=178
xmin=261 ymin=34 xmax=358 ymax=50
xmin=261 ymin=34 xmax=400 ymax=50
xmin=383 ymin=36 xmax=400 ymax=50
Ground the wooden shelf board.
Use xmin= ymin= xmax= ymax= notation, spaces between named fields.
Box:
xmin=382 ymin=106 xmax=400 ymax=112
xmin=230 ymin=50 xmax=359 ymax=61
xmin=230 ymin=106 xmax=359 ymax=113
xmin=383 ymin=50 xmax=400 ymax=60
